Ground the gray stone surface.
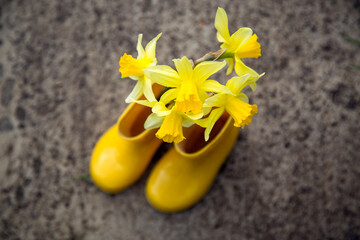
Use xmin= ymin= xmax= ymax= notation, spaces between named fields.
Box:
xmin=1 ymin=78 xmax=15 ymax=107
xmin=1 ymin=0 xmax=360 ymax=239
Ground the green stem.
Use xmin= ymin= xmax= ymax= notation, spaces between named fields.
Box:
xmin=194 ymin=49 xmax=234 ymax=66
xmin=219 ymin=51 xmax=235 ymax=59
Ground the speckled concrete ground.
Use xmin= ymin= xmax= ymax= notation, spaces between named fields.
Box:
xmin=1 ymin=0 xmax=360 ymax=239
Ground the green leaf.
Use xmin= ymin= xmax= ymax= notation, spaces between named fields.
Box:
xmin=351 ymin=64 xmax=360 ymax=70
xmin=340 ymin=32 xmax=360 ymax=47
xmin=72 ymin=173 xmax=91 ymax=181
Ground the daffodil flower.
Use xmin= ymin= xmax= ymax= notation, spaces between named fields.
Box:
xmin=119 ymin=33 xmax=162 ymax=103
xmin=197 ymin=72 xmax=264 ymax=141
xmin=215 ymin=7 xmax=261 ymax=76
xmin=132 ymin=90 xmax=201 ymax=143
xmin=144 ymin=56 xmax=228 ymax=115
xmin=153 ymin=109 xmax=187 ymax=143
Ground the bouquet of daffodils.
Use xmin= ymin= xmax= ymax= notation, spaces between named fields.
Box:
xmin=119 ymin=7 xmax=264 ymax=143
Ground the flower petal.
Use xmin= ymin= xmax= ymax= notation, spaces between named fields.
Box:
xmin=129 ymin=76 xmax=139 ymax=81
xmin=230 ymin=27 xmax=253 ymax=51
xmin=155 ymin=110 xmax=185 ymax=143
xmin=130 ymin=99 xmax=154 ymax=107
xmin=144 ymin=113 xmax=163 ymax=129
xmin=143 ymin=76 xmax=157 ymax=102
xmin=236 ymin=34 xmax=261 ymax=59
xmin=234 ymin=58 xmax=265 ymax=91
xmin=175 ymin=80 xmax=203 ymax=114
xmin=144 ymin=65 xmax=180 ymax=87
xmin=145 ymin=33 xmax=162 ymax=60
xmin=183 ymin=111 xmax=203 ymax=121
xmin=204 ymin=93 xmax=227 ymax=108
xmin=225 ymin=58 xmax=234 ymax=75
xmin=197 ymin=107 xmax=225 ymax=141
xmin=173 ymin=56 xmax=193 ymax=81
xmin=225 ymin=75 xmax=250 ymax=95
xmin=225 ymin=96 xmax=257 ymax=128
xmin=202 ymin=105 xmax=212 ymax=116
xmin=234 ymin=58 xmax=259 ymax=78
xmin=249 ymin=72 xmax=265 ymax=91
xmin=198 ymin=89 xmax=210 ymax=102
xmin=201 ymin=80 xmax=232 ymax=94
xmin=152 ymin=101 xmax=171 ymax=117
xmin=182 ymin=119 xmax=195 ymax=128
xmin=238 ymin=93 xmax=249 ymax=103
xmin=125 ymin=79 xmax=144 ymax=103
xmin=136 ymin=34 xmax=145 ymax=59
xmin=215 ymin=7 xmax=231 ymax=43
xmin=119 ymin=53 xmax=146 ymax=78
xmin=159 ymin=88 xmax=178 ymax=105
xmin=193 ymin=60 xmax=226 ymax=84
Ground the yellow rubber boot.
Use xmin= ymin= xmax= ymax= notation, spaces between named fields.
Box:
xmin=146 ymin=113 xmax=239 ymax=212
xmin=90 ymin=84 xmax=163 ymax=194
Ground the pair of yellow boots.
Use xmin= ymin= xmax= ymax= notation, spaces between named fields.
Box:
xmin=90 ymin=85 xmax=239 ymax=213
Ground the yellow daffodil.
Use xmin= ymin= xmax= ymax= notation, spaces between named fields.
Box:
xmin=152 ymin=103 xmax=203 ymax=143
xmin=119 ymin=33 xmax=162 ymax=103
xmin=215 ymin=7 xmax=261 ymax=75
xmin=154 ymin=109 xmax=185 ymax=143
xmin=144 ymin=56 xmax=228 ymax=114
xmin=133 ymin=91 xmax=200 ymax=143
xmin=197 ymin=72 xmax=264 ymax=141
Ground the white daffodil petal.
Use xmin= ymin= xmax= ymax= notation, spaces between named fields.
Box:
xmin=136 ymin=34 xmax=145 ymax=60
xmin=144 ymin=113 xmax=164 ymax=129
xmin=193 ymin=61 xmax=226 ymax=84
xmin=125 ymin=80 xmax=144 ymax=103
xmin=145 ymin=33 xmax=162 ymax=60
xmin=173 ymin=57 xmax=193 ymax=81
xmin=202 ymin=80 xmax=232 ymax=94
xmin=230 ymin=28 xmax=253 ymax=51
xmin=215 ymin=7 xmax=231 ymax=43
xmin=144 ymin=65 xmax=180 ymax=87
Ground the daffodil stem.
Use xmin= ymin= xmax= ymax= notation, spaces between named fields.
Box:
xmin=194 ymin=49 xmax=234 ymax=66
